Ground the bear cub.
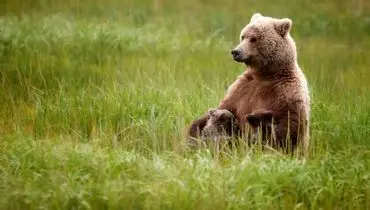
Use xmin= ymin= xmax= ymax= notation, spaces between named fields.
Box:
xmin=201 ymin=108 xmax=240 ymax=138
xmin=245 ymin=109 xmax=275 ymax=143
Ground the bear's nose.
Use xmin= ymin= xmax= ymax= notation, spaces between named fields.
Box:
xmin=231 ymin=49 xmax=241 ymax=58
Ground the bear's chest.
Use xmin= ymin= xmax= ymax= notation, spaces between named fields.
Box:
xmin=223 ymin=77 xmax=274 ymax=105
xmin=220 ymin=74 xmax=280 ymax=125
xmin=236 ymin=81 xmax=274 ymax=114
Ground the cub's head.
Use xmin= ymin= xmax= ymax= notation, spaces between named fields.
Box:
xmin=202 ymin=108 xmax=237 ymax=137
xmin=245 ymin=109 xmax=274 ymax=128
xmin=245 ymin=109 xmax=275 ymax=141
xmin=231 ymin=13 xmax=297 ymax=68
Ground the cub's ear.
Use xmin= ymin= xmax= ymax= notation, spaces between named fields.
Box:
xmin=207 ymin=108 xmax=217 ymax=117
xmin=260 ymin=110 xmax=273 ymax=121
xmin=275 ymin=18 xmax=292 ymax=37
xmin=245 ymin=114 xmax=262 ymax=127
xmin=250 ymin=13 xmax=263 ymax=22
xmin=245 ymin=110 xmax=274 ymax=127
xmin=219 ymin=110 xmax=234 ymax=121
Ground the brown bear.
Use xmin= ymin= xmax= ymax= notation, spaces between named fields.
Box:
xmin=188 ymin=13 xmax=310 ymax=154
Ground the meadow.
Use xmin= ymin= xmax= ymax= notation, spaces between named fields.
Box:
xmin=1 ymin=0 xmax=370 ymax=209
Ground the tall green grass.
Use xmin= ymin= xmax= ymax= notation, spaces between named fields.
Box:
xmin=1 ymin=0 xmax=370 ymax=209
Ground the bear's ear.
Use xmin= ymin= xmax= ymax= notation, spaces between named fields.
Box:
xmin=250 ymin=13 xmax=263 ymax=22
xmin=275 ymin=18 xmax=292 ymax=37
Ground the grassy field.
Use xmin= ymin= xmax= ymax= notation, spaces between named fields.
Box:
xmin=1 ymin=0 xmax=370 ymax=209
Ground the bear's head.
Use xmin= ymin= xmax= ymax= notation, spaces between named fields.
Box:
xmin=231 ymin=13 xmax=297 ymax=69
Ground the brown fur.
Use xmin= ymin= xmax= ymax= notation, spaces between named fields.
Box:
xmin=188 ymin=13 xmax=310 ymax=154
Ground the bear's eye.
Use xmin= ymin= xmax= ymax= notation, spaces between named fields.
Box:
xmin=250 ymin=37 xmax=257 ymax=43
xmin=241 ymin=35 xmax=246 ymax=40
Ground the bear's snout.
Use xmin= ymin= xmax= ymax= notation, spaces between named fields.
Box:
xmin=231 ymin=49 xmax=240 ymax=57
xmin=231 ymin=49 xmax=251 ymax=63
xmin=231 ymin=49 xmax=244 ymax=62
